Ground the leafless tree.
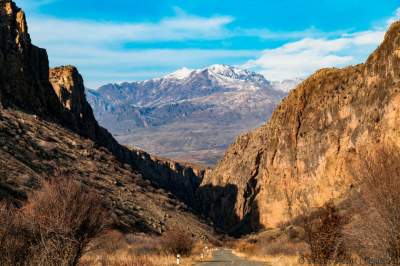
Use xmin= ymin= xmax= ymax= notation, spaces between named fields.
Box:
xmin=347 ymin=145 xmax=400 ymax=265
xmin=295 ymin=188 xmax=347 ymax=265
xmin=0 ymin=178 xmax=108 ymax=266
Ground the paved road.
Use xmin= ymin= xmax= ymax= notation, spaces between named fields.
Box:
xmin=195 ymin=248 xmax=267 ymax=266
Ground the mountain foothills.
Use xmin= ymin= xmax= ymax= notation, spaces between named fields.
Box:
xmin=87 ymin=65 xmax=296 ymax=165
xmin=200 ymin=21 xmax=400 ymax=232
xmin=0 ymin=0 xmax=213 ymax=240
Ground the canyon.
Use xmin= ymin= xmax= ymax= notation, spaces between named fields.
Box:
xmin=0 ymin=0 xmax=212 ymax=239
xmin=2 ymin=0 xmax=400 ymax=243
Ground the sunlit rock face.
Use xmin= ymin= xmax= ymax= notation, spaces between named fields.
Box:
xmin=200 ymin=21 xmax=400 ymax=234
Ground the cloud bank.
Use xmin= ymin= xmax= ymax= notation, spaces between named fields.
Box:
xmin=243 ymin=9 xmax=400 ymax=81
xmin=21 ymin=4 xmax=400 ymax=87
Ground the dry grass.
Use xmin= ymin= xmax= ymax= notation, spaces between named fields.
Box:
xmin=230 ymin=228 xmax=308 ymax=266
xmin=81 ymin=231 xmax=209 ymax=266
xmin=81 ymin=252 xmax=183 ymax=266
xmin=234 ymin=251 xmax=300 ymax=266
xmin=233 ymin=228 xmax=307 ymax=256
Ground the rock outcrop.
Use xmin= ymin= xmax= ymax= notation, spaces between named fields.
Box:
xmin=48 ymin=67 xmax=204 ymax=206
xmin=0 ymin=0 xmax=202 ymax=213
xmin=0 ymin=0 xmax=63 ymax=117
xmin=199 ymin=21 xmax=400 ymax=234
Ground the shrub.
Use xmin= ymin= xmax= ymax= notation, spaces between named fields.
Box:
xmin=0 ymin=178 xmax=108 ymax=266
xmin=299 ymin=201 xmax=347 ymax=265
xmin=0 ymin=202 xmax=35 ymax=266
xmin=349 ymin=145 xmax=400 ymax=264
xmin=160 ymin=229 xmax=194 ymax=256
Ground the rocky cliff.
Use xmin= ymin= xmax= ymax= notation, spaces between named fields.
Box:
xmin=0 ymin=0 xmax=64 ymax=117
xmin=199 ymin=21 xmax=400 ymax=234
xmin=0 ymin=0 xmax=202 ymax=213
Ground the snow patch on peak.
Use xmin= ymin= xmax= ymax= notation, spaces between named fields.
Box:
xmin=205 ymin=64 xmax=268 ymax=84
xmin=207 ymin=64 xmax=247 ymax=76
xmin=164 ymin=67 xmax=194 ymax=80
xmin=207 ymin=64 xmax=232 ymax=72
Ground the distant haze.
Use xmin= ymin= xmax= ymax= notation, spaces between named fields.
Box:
xmin=87 ymin=65 xmax=301 ymax=165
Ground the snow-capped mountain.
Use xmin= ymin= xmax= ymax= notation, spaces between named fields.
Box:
xmin=86 ymin=65 xmax=297 ymax=165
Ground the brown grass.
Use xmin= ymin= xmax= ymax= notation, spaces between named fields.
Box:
xmin=81 ymin=230 xmax=206 ymax=266
xmin=231 ymin=227 xmax=308 ymax=266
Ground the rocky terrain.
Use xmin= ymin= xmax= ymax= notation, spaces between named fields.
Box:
xmin=0 ymin=108 xmax=215 ymax=238
xmin=0 ymin=0 xmax=214 ymax=239
xmin=4 ymin=0 xmax=399 ymax=247
xmin=87 ymin=66 xmax=296 ymax=166
xmin=199 ymin=21 xmax=400 ymax=234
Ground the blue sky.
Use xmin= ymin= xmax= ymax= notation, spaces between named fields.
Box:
xmin=17 ymin=0 xmax=400 ymax=88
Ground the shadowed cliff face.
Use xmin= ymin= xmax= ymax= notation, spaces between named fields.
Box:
xmin=0 ymin=0 xmax=203 ymax=210
xmin=200 ymin=21 xmax=400 ymax=233
xmin=0 ymin=1 xmax=63 ymax=117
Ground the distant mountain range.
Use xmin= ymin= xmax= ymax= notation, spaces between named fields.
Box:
xmin=87 ymin=65 xmax=301 ymax=165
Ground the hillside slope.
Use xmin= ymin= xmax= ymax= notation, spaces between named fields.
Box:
xmin=0 ymin=0 xmax=214 ymax=239
xmin=199 ymin=21 xmax=400 ymax=234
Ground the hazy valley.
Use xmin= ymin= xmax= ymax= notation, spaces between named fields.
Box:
xmin=87 ymin=66 xmax=297 ymax=166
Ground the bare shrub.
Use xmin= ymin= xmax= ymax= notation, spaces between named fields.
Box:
xmin=0 ymin=178 xmax=108 ymax=266
xmin=298 ymin=200 xmax=347 ymax=265
xmin=160 ymin=229 xmax=194 ymax=256
xmin=348 ymin=145 xmax=400 ymax=264
xmin=0 ymin=202 xmax=35 ymax=266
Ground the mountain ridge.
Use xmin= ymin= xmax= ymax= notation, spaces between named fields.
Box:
xmin=87 ymin=65 xmax=299 ymax=165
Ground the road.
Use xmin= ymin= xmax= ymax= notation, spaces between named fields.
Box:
xmin=195 ymin=248 xmax=267 ymax=266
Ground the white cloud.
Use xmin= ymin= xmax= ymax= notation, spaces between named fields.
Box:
xmin=24 ymin=11 xmax=245 ymax=87
xmin=21 ymin=3 xmax=400 ymax=86
xmin=242 ymin=21 xmax=394 ymax=81
xmin=236 ymin=27 xmax=349 ymax=41
xmin=45 ymin=45 xmax=259 ymax=88
xmin=242 ymin=38 xmax=354 ymax=80
xmin=28 ymin=14 xmax=233 ymax=45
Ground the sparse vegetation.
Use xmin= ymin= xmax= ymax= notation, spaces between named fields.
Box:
xmin=81 ymin=230 xmax=202 ymax=266
xmin=160 ymin=229 xmax=195 ymax=256
xmin=0 ymin=178 xmax=108 ymax=266
xmin=347 ymin=145 xmax=400 ymax=265
xmin=298 ymin=201 xmax=347 ymax=265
